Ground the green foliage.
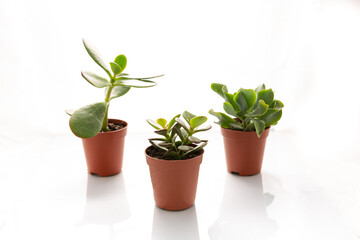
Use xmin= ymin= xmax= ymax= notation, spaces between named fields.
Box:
xmin=67 ymin=39 xmax=163 ymax=138
xmin=209 ymin=83 xmax=284 ymax=137
xmin=147 ymin=111 xmax=211 ymax=160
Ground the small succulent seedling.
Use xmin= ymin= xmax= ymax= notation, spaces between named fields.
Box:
xmin=209 ymin=83 xmax=284 ymax=137
xmin=147 ymin=111 xmax=212 ymax=160
xmin=66 ymin=39 xmax=163 ymax=138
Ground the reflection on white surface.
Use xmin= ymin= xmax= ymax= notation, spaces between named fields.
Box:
xmin=77 ymin=173 xmax=131 ymax=228
xmin=151 ymin=206 xmax=200 ymax=240
xmin=209 ymin=174 xmax=277 ymax=240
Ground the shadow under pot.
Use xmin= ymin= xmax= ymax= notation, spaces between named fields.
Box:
xmin=221 ymin=127 xmax=270 ymax=176
xmin=82 ymin=119 xmax=128 ymax=177
xmin=145 ymin=146 xmax=203 ymax=211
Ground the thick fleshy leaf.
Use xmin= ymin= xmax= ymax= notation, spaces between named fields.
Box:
xmin=257 ymin=89 xmax=274 ymax=105
xmin=148 ymin=138 xmax=166 ymax=141
xmin=81 ymin=71 xmax=109 ymax=88
xmin=154 ymin=129 xmax=167 ymax=136
xmin=260 ymin=109 xmax=282 ymax=127
xmin=110 ymin=86 xmax=131 ymax=100
xmin=211 ymin=83 xmax=227 ymax=99
xmin=252 ymin=119 xmax=265 ymax=137
xmin=193 ymin=125 xmax=212 ymax=133
xmin=114 ymin=54 xmax=127 ymax=72
xmin=69 ymin=102 xmax=107 ymax=138
xmin=182 ymin=111 xmax=196 ymax=124
xmin=229 ymin=122 xmax=243 ymax=130
xmin=188 ymin=136 xmax=201 ymax=143
xmin=223 ymin=92 xmax=240 ymax=112
xmin=158 ymin=142 xmax=172 ymax=147
xmin=82 ymin=39 xmax=111 ymax=77
xmin=113 ymin=81 xmax=157 ymax=88
xmin=190 ymin=116 xmax=207 ymax=129
xmin=175 ymin=118 xmax=190 ymax=133
xmin=208 ymin=109 xmax=237 ymax=128
xmin=233 ymin=91 xmax=247 ymax=114
xmin=157 ymin=118 xmax=167 ymax=128
xmin=245 ymin=100 xmax=269 ymax=117
xmin=240 ymin=89 xmax=257 ymax=110
xmin=178 ymin=145 xmax=194 ymax=152
xmin=255 ymin=83 xmax=266 ymax=93
xmin=223 ymin=102 xmax=237 ymax=117
xmin=167 ymin=114 xmax=181 ymax=134
xmin=174 ymin=124 xmax=187 ymax=142
xmin=110 ymin=62 xmax=122 ymax=75
xmin=269 ymin=100 xmax=284 ymax=110
xmin=146 ymin=119 xmax=162 ymax=130
xmin=150 ymin=140 xmax=168 ymax=151
xmin=183 ymin=142 xmax=207 ymax=156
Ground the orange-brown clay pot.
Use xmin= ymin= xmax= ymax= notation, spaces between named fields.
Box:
xmin=82 ymin=119 xmax=127 ymax=177
xmin=145 ymin=147 xmax=203 ymax=211
xmin=221 ymin=127 xmax=270 ymax=176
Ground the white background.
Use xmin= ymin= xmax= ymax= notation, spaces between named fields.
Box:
xmin=1 ymin=0 xmax=360 ymax=239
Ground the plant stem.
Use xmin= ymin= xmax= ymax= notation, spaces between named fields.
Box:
xmin=102 ymin=85 xmax=113 ymax=131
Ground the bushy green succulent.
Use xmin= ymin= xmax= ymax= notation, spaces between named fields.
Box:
xmin=147 ymin=111 xmax=211 ymax=160
xmin=66 ymin=39 xmax=163 ymax=138
xmin=209 ymin=83 xmax=284 ymax=137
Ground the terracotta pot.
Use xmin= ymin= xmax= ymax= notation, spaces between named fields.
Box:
xmin=145 ymin=147 xmax=203 ymax=211
xmin=82 ymin=119 xmax=127 ymax=177
xmin=221 ymin=127 xmax=270 ymax=176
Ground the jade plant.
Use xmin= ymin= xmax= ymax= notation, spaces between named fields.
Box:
xmin=209 ymin=83 xmax=284 ymax=137
xmin=66 ymin=39 xmax=163 ymax=138
xmin=146 ymin=111 xmax=212 ymax=160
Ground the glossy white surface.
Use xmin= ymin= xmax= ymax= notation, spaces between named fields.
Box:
xmin=0 ymin=130 xmax=359 ymax=240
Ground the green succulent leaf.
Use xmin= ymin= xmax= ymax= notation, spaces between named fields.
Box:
xmin=211 ymin=83 xmax=228 ymax=99
xmin=175 ymin=118 xmax=190 ymax=133
xmin=174 ymin=124 xmax=187 ymax=142
xmin=255 ymin=83 xmax=266 ymax=93
xmin=257 ymin=89 xmax=274 ymax=105
xmin=69 ymin=102 xmax=107 ymax=138
xmin=178 ymin=145 xmax=194 ymax=152
xmin=167 ymin=114 xmax=181 ymax=134
xmin=114 ymin=54 xmax=127 ymax=72
xmin=82 ymin=39 xmax=111 ymax=77
xmin=148 ymin=138 xmax=166 ymax=141
xmin=81 ymin=71 xmax=109 ymax=88
xmin=154 ymin=129 xmax=168 ymax=136
xmin=110 ymin=62 xmax=122 ymax=75
xmin=182 ymin=111 xmax=196 ymax=124
xmin=252 ymin=119 xmax=265 ymax=138
xmin=269 ymin=100 xmax=284 ymax=110
xmin=188 ymin=136 xmax=201 ymax=143
xmin=150 ymin=140 xmax=168 ymax=152
xmin=245 ymin=100 xmax=269 ymax=117
xmin=223 ymin=92 xmax=240 ymax=112
xmin=146 ymin=119 xmax=162 ymax=130
xmin=209 ymin=109 xmax=237 ymax=128
xmin=110 ymin=86 xmax=131 ymax=100
xmin=190 ymin=116 xmax=207 ymax=129
xmin=233 ymin=91 xmax=247 ymax=114
xmin=157 ymin=118 xmax=167 ymax=128
xmin=113 ymin=81 xmax=157 ymax=88
xmin=223 ymin=102 xmax=237 ymax=117
xmin=183 ymin=142 xmax=207 ymax=157
xmin=158 ymin=142 xmax=172 ymax=147
xmin=193 ymin=125 xmax=212 ymax=133
xmin=260 ymin=109 xmax=282 ymax=127
xmin=240 ymin=89 xmax=257 ymax=110
xmin=229 ymin=122 xmax=243 ymax=130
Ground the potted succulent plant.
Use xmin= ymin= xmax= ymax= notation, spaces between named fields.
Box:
xmin=66 ymin=39 xmax=163 ymax=176
xmin=145 ymin=111 xmax=211 ymax=210
xmin=209 ymin=83 xmax=284 ymax=176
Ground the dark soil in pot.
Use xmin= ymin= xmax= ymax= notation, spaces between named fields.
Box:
xmin=146 ymin=146 xmax=202 ymax=160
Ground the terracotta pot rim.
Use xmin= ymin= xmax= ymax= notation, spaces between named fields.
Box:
xmin=221 ymin=126 xmax=270 ymax=138
xmin=221 ymin=126 xmax=270 ymax=133
xmin=95 ymin=118 xmax=128 ymax=136
xmin=145 ymin=146 xmax=204 ymax=163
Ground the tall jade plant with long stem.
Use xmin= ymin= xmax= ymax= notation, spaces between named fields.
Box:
xmin=67 ymin=39 xmax=163 ymax=138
